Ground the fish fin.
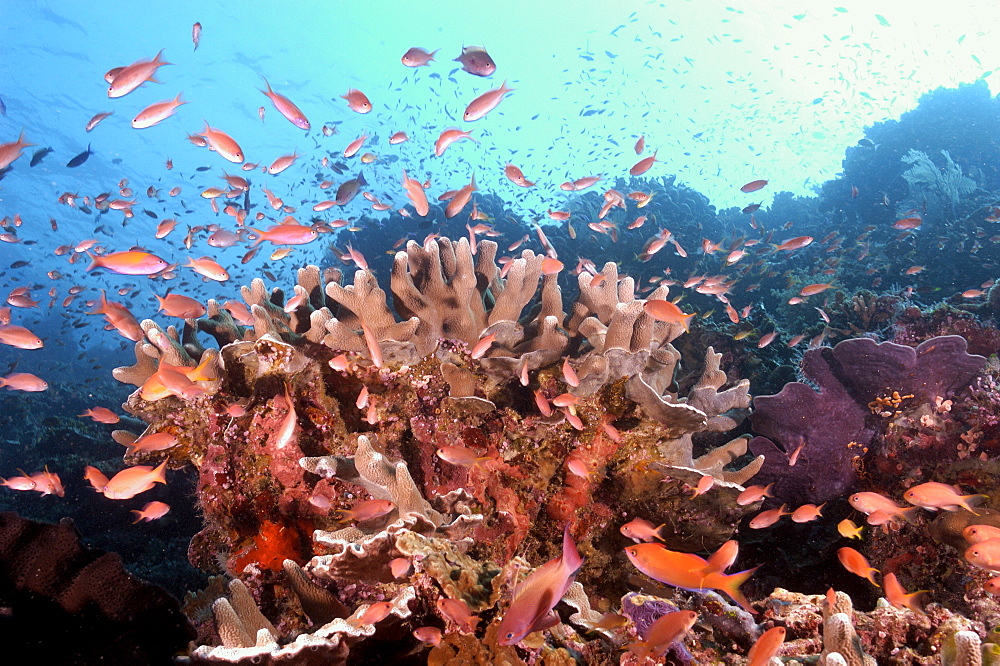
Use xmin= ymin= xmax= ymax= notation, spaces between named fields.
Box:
xmin=152 ymin=458 xmax=169 ymax=484
xmin=84 ymin=251 xmax=101 ymax=272
xmin=560 ymin=524 xmax=583 ymax=575
xmin=898 ymin=506 xmax=921 ymax=525
xmin=704 ymin=566 xmax=759 ymax=615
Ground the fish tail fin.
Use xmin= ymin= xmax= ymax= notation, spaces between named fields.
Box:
xmin=175 ymin=92 xmax=187 ymax=105
xmin=85 ymin=251 xmax=101 ymax=272
xmin=560 ymin=524 xmax=584 ymax=575
xmin=153 ymin=49 xmax=171 ymax=66
xmin=248 ymin=228 xmax=266 ymax=247
xmin=962 ymin=494 xmax=989 ymax=515
xmin=131 ymin=510 xmax=144 ymax=524
xmin=262 ymin=77 xmax=273 ymax=94
xmin=152 ymin=458 xmax=169 ymax=484
xmin=0 ymin=377 xmax=7 ymax=388
xmin=189 ymin=353 xmax=215 ymax=382
xmin=706 ymin=566 xmax=759 ymax=614
xmin=898 ymin=506 xmax=921 ymax=525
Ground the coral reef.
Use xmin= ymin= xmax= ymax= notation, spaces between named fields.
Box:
xmin=111 ymin=236 xmax=763 ymax=661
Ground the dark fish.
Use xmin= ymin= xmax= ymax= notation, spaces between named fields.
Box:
xmin=66 ymin=144 xmax=93 ymax=168
xmin=78 ymin=205 xmax=92 ymax=214
xmin=10 ymin=260 xmax=30 ymax=268
xmin=335 ymin=172 xmax=367 ymax=206
xmin=143 ymin=209 xmax=157 ymax=218
xmin=196 ymin=166 xmax=210 ymax=171
xmin=30 ymin=147 xmax=54 ymax=166
xmin=0 ymin=96 xmax=5 ymax=115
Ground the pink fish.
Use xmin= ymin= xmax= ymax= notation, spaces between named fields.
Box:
xmin=454 ymin=45 xmax=496 ymax=77
xmin=108 ymin=50 xmax=171 ymax=98
xmin=131 ymin=93 xmax=188 ymax=129
xmin=620 ymin=517 xmax=665 ymax=543
xmin=401 ymin=47 xmax=437 ymax=67
xmin=132 ymin=500 xmax=170 ymax=523
xmin=498 ymin=525 xmax=582 ymax=645
xmin=402 ymin=169 xmax=430 ymax=216
xmin=86 ymin=250 xmax=169 ymax=276
xmin=260 ymin=78 xmax=310 ymax=129
xmin=341 ymin=88 xmax=372 ymax=114
xmin=0 ymin=130 xmax=34 ymax=169
xmin=0 ymin=372 xmax=48 ymax=391
xmin=463 ymin=80 xmax=513 ymax=121
xmin=86 ymin=459 xmax=168 ymax=500
xmin=434 ymin=127 xmax=477 ymax=156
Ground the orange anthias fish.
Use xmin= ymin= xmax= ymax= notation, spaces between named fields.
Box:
xmin=198 ymin=122 xmax=244 ymax=163
xmin=643 ymin=299 xmax=695 ymax=331
xmin=630 ymin=150 xmax=658 ymax=176
xmin=434 ymin=128 xmax=477 ymax=156
xmin=435 ymin=445 xmax=496 ymax=469
xmin=401 ymin=170 xmax=429 ymax=216
xmin=86 ymin=459 xmax=168 ymax=500
xmin=837 ymin=547 xmax=880 ymax=586
xmin=336 ymin=499 xmax=395 ymax=523
xmin=0 ymin=372 xmax=48 ymax=391
xmin=155 ymin=293 xmax=206 ymax=319
xmin=504 ymin=163 xmax=535 ymax=187
xmin=740 ymin=179 xmax=768 ymax=193
xmin=747 ymin=626 xmax=786 ymax=666
xmin=132 ymin=500 xmax=171 ymax=523
xmin=0 ymin=324 xmax=43 ymax=349
xmin=401 ymin=47 xmax=437 ymax=67
xmin=79 ymin=407 xmax=120 ymax=424
xmin=625 ymin=542 xmax=758 ymax=613
xmin=445 ymin=174 xmax=477 ymax=218
xmin=620 ymin=517 xmax=666 ymax=543
xmin=132 ymin=93 xmax=188 ymax=129
xmin=249 ymin=223 xmax=318 ymax=246
xmin=775 ymin=235 xmax=813 ymax=251
xmin=882 ymin=572 xmax=926 ymax=613
xmin=903 ymin=481 xmax=987 ymax=513
xmin=454 ymin=45 xmax=496 ymax=77
xmin=497 ymin=524 xmax=583 ymax=645
xmin=186 ymin=256 xmax=230 ymax=281
xmin=463 ymin=80 xmax=514 ymax=121
xmin=0 ymin=130 xmax=34 ymax=169
xmin=260 ymin=78 xmax=310 ymax=129
xmin=108 ymin=49 xmax=171 ymax=98
xmin=341 ymin=88 xmax=373 ymax=113
xmin=86 ymin=250 xmax=169 ymax=275
xmin=628 ymin=610 xmax=697 ymax=660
